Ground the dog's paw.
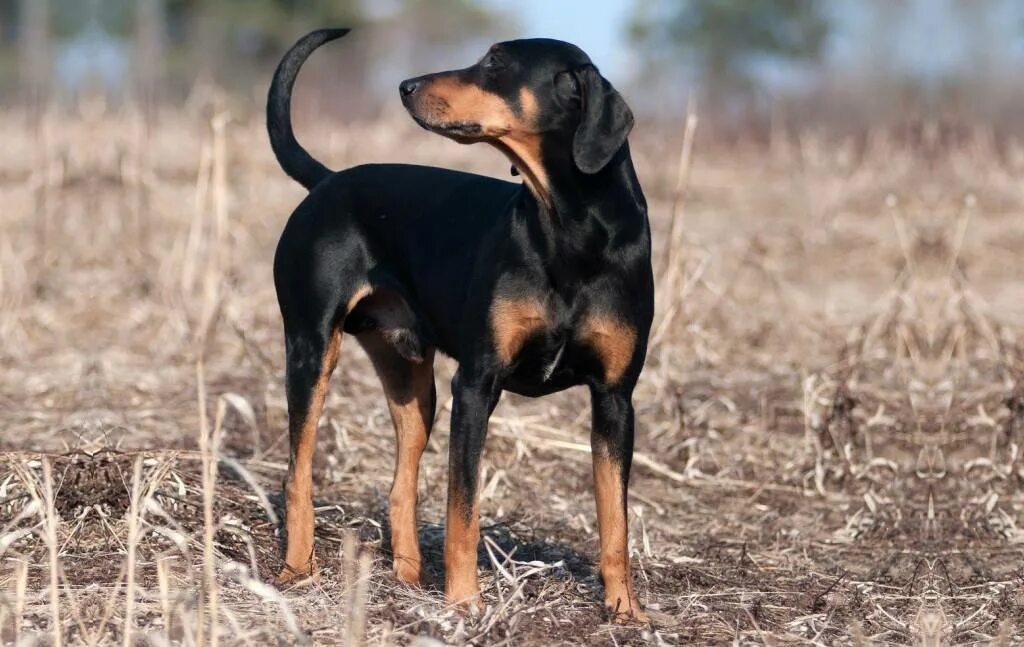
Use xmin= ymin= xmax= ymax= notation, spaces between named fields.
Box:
xmin=605 ymin=597 xmax=649 ymax=624
xmin=275 ymin=558 xmax=319 ymax=588
xmin=447 ymin=589 xmax=485 ymax=616
xmin=392 ymin=557 xmax=422 ymax=586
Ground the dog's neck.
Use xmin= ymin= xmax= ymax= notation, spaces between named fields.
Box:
xmin=494 ymin=138 xmax=554 ymax=211
xmin=499 ymin=139 xmax=648 ymax=268
xmin=535 ymin=140 xmax=646 ymax=227
xmin=492 ymin=132 xmax=646 ymax=226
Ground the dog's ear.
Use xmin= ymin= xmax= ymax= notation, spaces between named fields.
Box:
xmin=572 ymin=65 xmax=634 ymax=174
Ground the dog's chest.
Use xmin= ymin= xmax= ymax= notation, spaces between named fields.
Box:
xmin=495 ymin=287 xmax=637 ymax=393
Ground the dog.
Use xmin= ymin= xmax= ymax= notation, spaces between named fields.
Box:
xmin=267 ymin=29 xmax=653 ymax=622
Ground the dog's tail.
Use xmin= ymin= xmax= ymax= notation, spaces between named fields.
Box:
xmin=267 ymin=28 xmax=350 ymax=191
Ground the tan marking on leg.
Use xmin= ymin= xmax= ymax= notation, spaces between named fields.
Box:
xmin=491 ymin=297 xmax=548 ymax=365
xmin=279 ymin=325 xmax=343 ymax=582
xmin=360 ymin=333 xmax=435 ymax=585
xmin=445 ymin=492 xmax=482 ymax=610
xmin=279 ymin=285 xmax=370 ymax=583
xmin=580 ymin=315 xmax=637 ymax=385
xmin=592 ymin=452 xmax=647 ymax=622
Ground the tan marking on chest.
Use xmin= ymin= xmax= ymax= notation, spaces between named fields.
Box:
xmin=491 ymin=297 xmax=548 ymax=365
xmin=580 ymin=315 xmax=637 ymax=384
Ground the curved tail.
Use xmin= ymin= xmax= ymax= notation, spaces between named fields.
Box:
xmin=267 ymin=28 xmax=350 ymax=191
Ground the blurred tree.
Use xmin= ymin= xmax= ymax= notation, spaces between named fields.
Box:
xmin=631 ymin=0 xmax=828 ymax=109
xmin=137 ymin=0 xmax=165 ymax=112
xmin=0 ymin=0 xmax=17 ymax=45
xmin=19 ymin=0 xmax=48 ymax=106
xmin=390 ymin=0 xmax=496 ymax=46
xmin=376 ymin=0 xmax=507 ymax=76
xmin=180 ymin=0 xmax=363 ymax=60
xmin=156 ymin=0 xmax=365 ymax=95
xmin=0 ymin=0 xmax=505 ymax=105
xmin=159 ymin=0 xmax=504 ymax=105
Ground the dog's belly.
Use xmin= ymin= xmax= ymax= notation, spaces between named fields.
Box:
xmin=503 ymin=371 xmax=580 ymax=397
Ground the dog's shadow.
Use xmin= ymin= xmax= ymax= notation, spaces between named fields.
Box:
xmin=269 ymin=490 xmax=602 ymax=600
xmin=415 ymin=517 xmax=599 ymax=590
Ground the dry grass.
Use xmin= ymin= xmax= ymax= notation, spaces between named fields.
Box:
xmin=0 ymin=95 xmax=1023 ymax=645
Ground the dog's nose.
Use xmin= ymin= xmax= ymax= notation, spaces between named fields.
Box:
xmin=399 ymin=79 xmax=422 ymax=98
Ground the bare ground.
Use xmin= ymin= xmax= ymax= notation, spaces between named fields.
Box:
xmin=1 ymin=103 xmax=1023 ymax=645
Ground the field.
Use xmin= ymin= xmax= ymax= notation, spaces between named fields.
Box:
xmin=1 ymin=98 xmax=1023 ymax=645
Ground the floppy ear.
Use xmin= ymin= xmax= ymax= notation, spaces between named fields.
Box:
xmin=572 ymin=65 xmax=634 ymax=174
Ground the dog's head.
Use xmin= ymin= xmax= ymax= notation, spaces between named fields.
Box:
xmin=400 ymin=39 xmax=634 ymax=203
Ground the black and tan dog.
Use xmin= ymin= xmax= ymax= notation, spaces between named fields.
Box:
xmin=268 ymin=29 xmax=653 ymax=621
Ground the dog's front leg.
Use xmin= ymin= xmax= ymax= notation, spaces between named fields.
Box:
xmin=444 ymin=369 xmax=500 ymax=611
xmin=590 ymin=385 xmax=648 ymax=622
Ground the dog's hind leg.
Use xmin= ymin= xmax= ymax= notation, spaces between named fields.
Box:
xmin=358 ymin=331 xmax=436 ymax=585
xmin=277 ymin=322 xmax=342 ymax=582
xmin=277 ymin=283 xmax=369 ymax=583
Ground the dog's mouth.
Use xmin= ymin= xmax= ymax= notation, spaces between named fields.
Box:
xmin=438 ymin=121 xmax=483 ymax=137
xmin=403 ymin=93 xmax=485 ymax=142
xmin=407 ymin=110 xmax=483 ymax=142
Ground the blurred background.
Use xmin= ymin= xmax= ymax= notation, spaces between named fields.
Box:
xmin=3 ymin=0 xmax=1024 ymax=137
